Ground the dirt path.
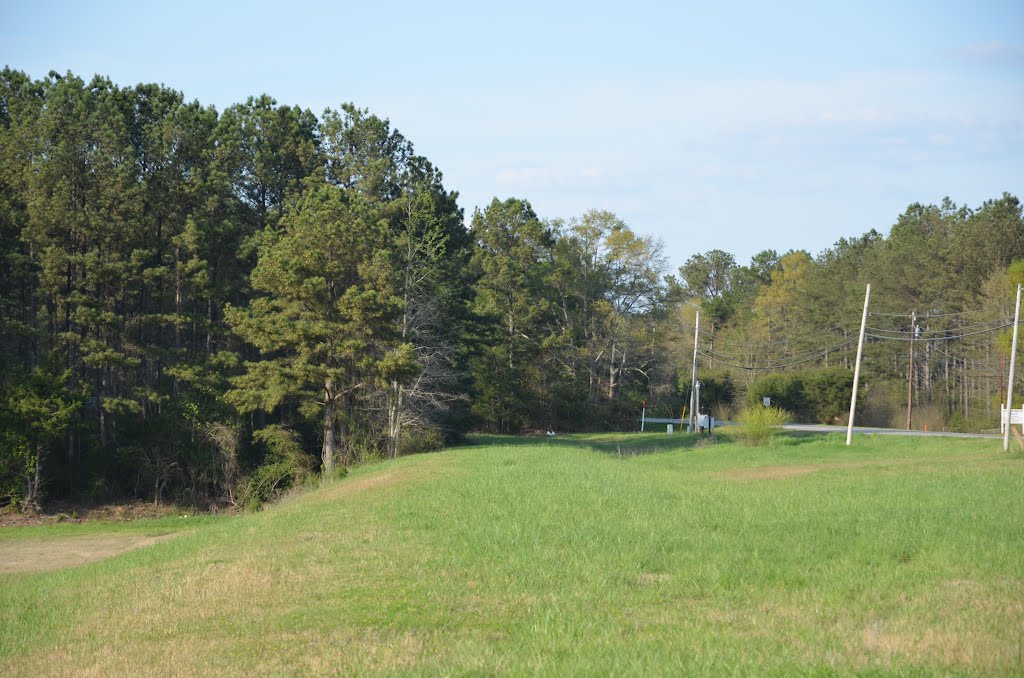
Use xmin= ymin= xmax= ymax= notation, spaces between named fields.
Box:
xmin=0 ymin=532 xmax=179 ymax=574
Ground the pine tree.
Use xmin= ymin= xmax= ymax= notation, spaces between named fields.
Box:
xmin=226 ymin=183 xmax=413 ymax=472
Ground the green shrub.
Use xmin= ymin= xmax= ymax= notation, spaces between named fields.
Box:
xmin=401 ymin=427 xmax=445 ymax=455
xmin=747 ymin=373 xmax=806 ymax=417
xmin=679 ymin=371 xmax=736 ymax=413
xmin=801 ymin=368 xmax=853 ymax=424
xmin=237 ymin=425 xmax=315 ymax=510
xmin=735 ymin=406 xmax=790 ymax=446
xmin=748 ymin=368 xmax=855 ymax=424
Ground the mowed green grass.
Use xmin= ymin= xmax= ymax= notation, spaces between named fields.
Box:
xmin=1 ymin=432 xmax=1023 ymax=676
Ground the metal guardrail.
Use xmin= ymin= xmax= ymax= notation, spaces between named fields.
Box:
xmin=640 ymin=416 xmax=719 ymax=432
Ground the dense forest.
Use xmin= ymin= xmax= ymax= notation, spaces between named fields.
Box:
xmin=2 ymin=69 xmax=1023 ymax=510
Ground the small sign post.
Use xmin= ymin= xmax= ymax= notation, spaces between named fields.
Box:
xmin=1000 ymin=404 xmax=1024 ymax=434
xmin=640 ymin=400 xmax=647 ymax=432
xmin=762 ymin=397 xmax=771 ymax=407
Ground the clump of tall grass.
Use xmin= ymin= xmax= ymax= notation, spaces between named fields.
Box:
xmin=735 ymin=406 xmax=790 ymax=446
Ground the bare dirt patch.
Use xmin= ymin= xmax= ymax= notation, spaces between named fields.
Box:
xmin=0 ymin=532 xmax=179 ymax=574
xmin=321 ymin=473 xmax=402 ymax=501
xmin=0 ymin=501 xmax=207 ymax=528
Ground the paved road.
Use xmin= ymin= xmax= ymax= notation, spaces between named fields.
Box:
xmin=780 ymin=423 xmax=1000 ymax=440
xmin=647 ymin=418 xmax=1000 ymax=439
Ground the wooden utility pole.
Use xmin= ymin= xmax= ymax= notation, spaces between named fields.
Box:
xmin=847 ymin=284 xmax=871 ymax=446
xmin=906 ymin=309 xmax=916 ymax=430
xmin=695 ymin=381 xmax=702 ymax=429
xmin=1000 ymin=352 xmax=1005 ymax=406
xmin=1004 ymin=284 xmax=1021 ymax=452
xmin=689 ymin=311 xmax=699 ymax=433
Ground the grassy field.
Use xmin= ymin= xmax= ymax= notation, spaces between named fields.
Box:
xmin=1 ymin=431 xmax=1023 ymax=675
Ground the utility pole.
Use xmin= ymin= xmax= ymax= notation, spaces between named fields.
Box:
xmin=1003 ymin=284 xmax=1021 ymax=452
xmin=906 ymin=309 xmax=916 ymax=430
xmin=695 ymin=381 xmax=702 ymax=430
xmin=1000 ymin=352 xmax=1005 ymax=407
xmin=847 ymin=284 xmax=871 ymax=446
xmin=689 ymin=311 xmax=699 ymax=433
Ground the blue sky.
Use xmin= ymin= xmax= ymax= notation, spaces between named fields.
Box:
xmin=4 ymin=0 xmax=1023 ymax=271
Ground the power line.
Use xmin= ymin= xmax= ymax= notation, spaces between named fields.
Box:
xmin=865 ymin=317 xmax=1011 ymax=333
xmin=697 ymin=325 xmax=858 ymax=353
xmin=869 ymin=309 xmax=976 ymax=319
xmin=865 ymin=322 xmax=1013 ymax=342
xmin=698 ymin=341 xmax=845 ymax=363
xmin=699 ymin=336 xmax=856 ymax=363
xmin=698 ymin=339 xmax=855 ymax=371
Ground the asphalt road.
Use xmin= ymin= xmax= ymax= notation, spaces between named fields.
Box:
xmin=644 ymin=418 xmax=1001 ymax=439
xmin=780 ymin=423 xmax=1000 ymax=439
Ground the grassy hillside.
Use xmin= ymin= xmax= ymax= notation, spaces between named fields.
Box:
xmin=1 ymin=432 xmax=1023 ymax=675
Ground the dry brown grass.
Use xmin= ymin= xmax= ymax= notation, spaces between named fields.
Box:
xmin=0 ymin=533 xmax=180 ymax=574
xmin=13 ymin=627 xmax=444 ymax=678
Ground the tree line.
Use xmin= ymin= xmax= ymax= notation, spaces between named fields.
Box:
xmin=675 ymin=198 xmax=1024 ymax=432
xmin=1 ymin=68 xmax=1021 ymax=509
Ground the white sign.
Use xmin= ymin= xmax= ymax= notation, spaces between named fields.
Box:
xmin=762 ymin=397 xmax=771 ymax=407
xmin=667 ymin=424 xmax=674 ymax=435
xmin=1000 ymin=405 xmax=1024 ymax=433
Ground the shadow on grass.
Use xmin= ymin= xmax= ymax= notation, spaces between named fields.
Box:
xmin=465 ymin=432 xmax=719 ymax=457
xmin=772 ymin=431 xmax=847 ymax=446
xmin=465 ymin=429 xmax=843 ymax=456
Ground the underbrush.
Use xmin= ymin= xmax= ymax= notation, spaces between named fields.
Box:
xmin=734 ymin=406 xmax=790 ymax=446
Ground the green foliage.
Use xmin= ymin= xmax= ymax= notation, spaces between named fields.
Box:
xmin=745 ymin=368 xmax=853 ymax=424
xmin=734 ymin=406 xmax=790 ymax=446
xmin=0 ymin=365 xmax=80 ymax=508
xmin=237 ymin=425 xmax=315 ymax=510
xmin=800 ymin=368 xmax=854 ymax=424
xmin=400 ymin=427 xmax=446 ymax=455
xmin=747 ymin=373 xmax=806 ymax=416
xmin=2 ymin=65 xmax=1023 ymax=509
xmin=1008 ymin=259 xmax=1024 ymax=290
xmin=226 ymin=184 xmax=412 ymax=471
xmin=679 ymin=371 xmax=735 ymax=413
xmin=0 ymin=430 xmax=31 ymax=508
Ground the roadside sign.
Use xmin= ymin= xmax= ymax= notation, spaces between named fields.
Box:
xmin=762 ymin=397 xmax=771 ymax=407
xmin=1001 ymin=405 xmax=1024 ymax=424
xmin=1001 ymin=405 xmax=1024 ymax=432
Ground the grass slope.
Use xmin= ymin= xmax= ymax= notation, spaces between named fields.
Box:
xmin=1 ymin=432 xmax=1023 ymax=675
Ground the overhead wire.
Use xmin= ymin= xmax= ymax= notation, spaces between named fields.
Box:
xmin=697 ymin=325 xmax=859 ymax=356
xmin=698 ymin=333 xmax=858 ymax=362
xmin=697 ymin=340 xmax=849 ymax=363
xmin=698 ymin=338 xmax=855 ymax=371
xmin=688 ymin=299 xmax=1016 ymax=378
xmin=865 ymin=323 xmax=1013 ymax=342
xmin=869 ymin=309 xmax=976 ymax=319
xmin=864 ymin=317 xmax=1011 ymax=334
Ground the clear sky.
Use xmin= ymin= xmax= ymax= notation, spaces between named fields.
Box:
xmin=3 ymin=0 xmax=1023 ymax=271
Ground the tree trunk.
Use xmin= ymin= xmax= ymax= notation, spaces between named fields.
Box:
xmin=322 ymin=382 xmax=336 ymax=475
xmin=26 ymin=442 xmax=42 ymax=510
xmin=386 ymin=382 xmax=404 ymax=459
xmin=99 ymin=368 xmax=108 ymax=449
xmin=174 ymin=245 xmax=182 ymax=350
xmin=608 ymin=342 xmax=617 ymax=400
xmin=206 ymin=298 xmax=214 ymax=356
